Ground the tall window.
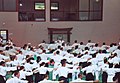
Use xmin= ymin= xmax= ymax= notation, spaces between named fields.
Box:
xmin=50 ymin=0 xmax=103 ymax=21
xmin=0 ymin=0 xmax=16 ymax=11
xmin=0 ymin=30 xmax=8 ymax=43
xmin=18 ymin=0 xmax=45 ymax=21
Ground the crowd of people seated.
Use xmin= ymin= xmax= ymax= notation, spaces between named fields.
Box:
xmin=0 ymin=39 xmax=120 ymax=83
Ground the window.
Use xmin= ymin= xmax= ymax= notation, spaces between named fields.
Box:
xmin=50 ymin=0 xmax=103 ymax=21
xmin=18 ymin=0 xmax=45 ymax=22
xmin=0 ymin=0 xmax=16 ymax=12
xmin=0 ymin=30 xmax=8 ymax=44
xmin=35 ymin=2 xmax=45 ymax=10
xmin=51 ymin=2 xmax=59 ymax=10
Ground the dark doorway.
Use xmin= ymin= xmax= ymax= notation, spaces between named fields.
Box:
xmin=48 ymin=28 xmax=72 ymax=43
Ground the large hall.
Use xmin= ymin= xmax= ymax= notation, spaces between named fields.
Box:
xmin=0 ymin=0 xmax=120 ymax=83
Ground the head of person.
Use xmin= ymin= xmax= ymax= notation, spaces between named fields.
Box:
xmin=58 ymin=45 xmax=61 ymax=49
xmin=113 ymin=53 xmax=117 ymax=57
xmin=42 ymin=50 xmax=46 ymax=53
xmin=88 ymin=40 xmax=91 ymax=43
xmin=104 ymin=58 xmax=108 ymax=64
xmin=109 ymin=63 xmax=113 ymax=68
xmin=95 ymin=43 xmax=98 ymax=47
xmin=80 ymin=42 xmax=83 ymax=45
xmin=50 ymin=59 xmax=55 ymax=65
xmin=117 ymin=45 xmax=120 ymax=50
xmin=37 ymin=56 xmax=41 ymax=63
xmin=14 ymin=71 xmax=20 ymax=78
xmin=103 ymin=42 xmax=106 ymax=45
xmin=73 ymin=53 xmax=77 ymax=57
xmin=56 ymin=50 xmax=60 ymax=55
xmin=44 ymin=74 xmax=49 ymax=80
xmin=92 ymin=53 xmax=96 ymax=58
xmin=74 ymin=40 xmax=77 ymax=43
xmin=85 ymin=47 xmax=89 ymax=51
xmin=78 ymin=73 xmax=82 ymax=79
xmin=40 ymin=62 xmax=45 ymax=67
xmin=61 ymin=59 xmax=66 ymax=67
xmin=75 ymin=45 xmax=78 ymax=49
xmin=0 ymin=61 xmax=5 ymax=66
xmin=19 ymin=66 xmax=25 ymax=71
xmin=0 ymin=50 xmax=3 ymax=54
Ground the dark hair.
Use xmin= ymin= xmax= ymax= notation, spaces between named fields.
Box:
xmin=0 ymin=61 xmax=5 ymax=65
xmin=98 ymin=50 xmax=102 ymax=53
xmin=0 ymin=50 xmax=3 ymax=53
xmin=58 ymin=45 xmax=61 ymax=49
xmin=27 ymin=58 xmax=31 ymax=63
xmin=60 ymin=47 xmax=63 ymax=50
xmin=50 ymin=59 xmax=54 ymax=63
xmin=109 ymin=63 xmax=113 ymax=68
xmin=37 ymin=56 xmax=41 ymax=63
xmin=73 ymin=53 xmax=77 ymax=57
xmin=20 ymin=66 xmax=24 ymax=70
xmin=44 ymin=74 xmax=48 ymax=78
xmin=40 ymin=62 xmax=45 ymax=67
xmin=42 ymin=40 xmax=46 ymax=43
xmin=74 ymin=40 xmax=77 ymax=43
xmin=113 ymin=72 xmax=120 ymax=82
xmin=62 ymin=43 xmax=65 ymax=46
xmin=75 ymin=45 xmax=78 ymax=49
xmin=117 ymin=45 xmax=120 ymax=49
xmin=103 ymin=42 xmax=106 ymax=45
xmin=10 ymin=55 xmax=16 ymax=61
xmin=5 ymin=47 xmax=9 ymax=50
xmin=43 ymin=50 xmax=46 ymax=53
xmin=23 ymin=44 xmax=27 ymax=49
xmin=95 ymin=43 xmax=98 ymax=47
xmin=87 ymin=62 xmax=91 ymax=66
xmin=61 ymin=59 xmax=66 ymax=66
xmin=67 ymin=49 xmax=71 ymax=53
xmin=45 ymin=63 xmax=48 ymax=67
xmin=85 ymin=47 xmax=89 ymax=50
xmin=114 ymin=64 xmax=120 ymax=68
xmin=19 ymin=51 xmax=22 ymax=54
xmin=78 ymin=73 xmax=82 ymax=78
xmin=104 ymin=58 xmax=108 ymax=63
xmin=80 ymin=42 xmax=83 ymax=45
xmin=102 ymin=50 xmax=107 ymax=53
xmin=110 ymin=43 xmax=113 ymax=47
xmin=56 ymin=51 xmax=60 ymax=55
xmin=14 ymin=71 xmax=19 ymax=76
xmin=113 ymin=53 xmax=117 ymax=57
xmin=30 ymin=47 xmax=34 ymax=51
xmin=88 ymin=40 xmax=91 ymax=43
xmin=26 ymin=55 xmax=30 ymax=59
xmin=92 ymin=53 xmax=96 ymax=58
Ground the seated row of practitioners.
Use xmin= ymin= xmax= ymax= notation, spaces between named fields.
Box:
xmin=0 ymin=39 xmax=120 ymax=83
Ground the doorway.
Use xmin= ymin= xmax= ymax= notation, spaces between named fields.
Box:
xmin=48 ymin=28 xmax=73 ymax=43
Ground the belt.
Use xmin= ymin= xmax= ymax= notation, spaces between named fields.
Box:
xmin=108 ymin=74 xmax=114 ymax=76
xmin=98 ymin=60 xmax=103 ymax=62
xmin=0 ymin=75 xmax=5 ymax=77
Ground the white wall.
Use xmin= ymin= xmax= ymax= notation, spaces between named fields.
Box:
xmin=0 ymin=0 xmax=120 ymax=46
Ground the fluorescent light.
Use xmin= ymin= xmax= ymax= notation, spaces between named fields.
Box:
xmin=20 ymin=3 xmax=23 ymax=6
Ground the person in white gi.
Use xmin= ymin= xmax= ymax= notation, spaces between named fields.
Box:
xmin=6 ymin=71 xmax=28 ymax=83
xmin=54 ymin=59 xmax=73 ymax=83
xmin=72 ymin=73 xmax=93 ymax=83
xmin=0 ymin=61 xmax=17 ymax=83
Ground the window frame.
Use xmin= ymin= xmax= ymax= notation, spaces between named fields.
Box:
xmin=50 ymin=0 xmax=103 ymax=22
xmin=0 ymin=0 xmax=17 ymax=12
xmin=34 ymin=1 xmax=45 ymax=11
xmin=18 ymin=0 xmax=46 ymax=22
xmin=50 ymin=2 xmax=59 ymax=11
xmin=0 ymin=29 xmax=8 ymax=44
